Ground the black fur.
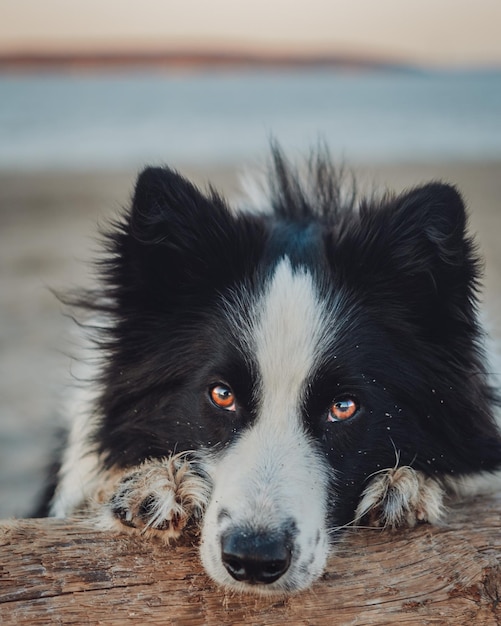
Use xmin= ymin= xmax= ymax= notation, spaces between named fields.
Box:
xmin=42 ymin=147 xmax=501 ymax=532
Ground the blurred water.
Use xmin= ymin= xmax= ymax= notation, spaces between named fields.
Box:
xmin=1 ymin=69 xmax=501 ymax=169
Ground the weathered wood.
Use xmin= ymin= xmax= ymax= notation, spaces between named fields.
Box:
xmin=1 ymin=496 xmax=501 ymax=625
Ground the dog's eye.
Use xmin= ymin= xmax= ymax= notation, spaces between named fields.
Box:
xmin=327 ymin=396 xmax=358 ymax=422
xmin=209 ymin=384 xmax=236 ymax=411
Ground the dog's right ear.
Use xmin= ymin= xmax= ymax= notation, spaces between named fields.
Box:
xmin=129 ymin=166 xmax=230 ymax=249
xmin=109 ymin=166 xmax=263 ymax=308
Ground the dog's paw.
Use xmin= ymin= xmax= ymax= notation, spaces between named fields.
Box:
xmin=96 ymin=454 xmax=210 ymax=541
xmin=355 ymin=466 xmax=445 ymax=529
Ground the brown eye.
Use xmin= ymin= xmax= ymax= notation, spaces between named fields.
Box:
xmin=328 ymin=396 xmax=358 ymax=422
xmin=209 ymin=384 xmax=236 ymax=411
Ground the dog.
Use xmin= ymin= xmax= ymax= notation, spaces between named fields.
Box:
xmin=39 ymin=147 xmax=501 ymax=594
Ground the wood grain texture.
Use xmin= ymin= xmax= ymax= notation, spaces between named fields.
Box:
xmin=2 ymin=495 xmax=501 ymax=625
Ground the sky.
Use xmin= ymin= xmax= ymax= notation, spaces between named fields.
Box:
xmin=1 ymin=0 xmax=501 ymax=67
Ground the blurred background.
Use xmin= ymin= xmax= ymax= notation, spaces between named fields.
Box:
xmin=1 ymin=0 xmax=500 ymax=517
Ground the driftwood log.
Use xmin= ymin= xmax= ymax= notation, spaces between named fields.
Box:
xmin=1 ymin=495 xmax=501 ymax=625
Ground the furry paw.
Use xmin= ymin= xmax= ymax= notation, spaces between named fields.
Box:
xmin=97 ymin=454 xmax=210 ymax=541
xmin=355 ymin=466 xmax=445 ymax=529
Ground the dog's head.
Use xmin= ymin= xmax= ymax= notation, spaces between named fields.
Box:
xmin=96 ymin=151 xmax=501 ymax=593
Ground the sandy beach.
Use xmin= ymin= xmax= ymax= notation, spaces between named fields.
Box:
xmin=1 ymin=160 xmax=500 ymax=518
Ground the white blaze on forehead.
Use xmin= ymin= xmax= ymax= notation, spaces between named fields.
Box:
xmin=252 ymin=257 xmax=328 ymax=422
xmin=200 ymin=258 xmax=333 ymax=591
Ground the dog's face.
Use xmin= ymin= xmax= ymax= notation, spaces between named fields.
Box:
xmin=94 ymin=156 xmax=501 ymax=593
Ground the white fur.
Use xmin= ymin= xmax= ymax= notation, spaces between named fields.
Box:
xmin=50 ymin=366 xmax=101 ymax=517
xmin=444 ymin=469 xmax=501 ymax=499
xmin=200 ymin=258 xmax=332 ymax=592
xmin=355 ymin=466 xmax=445 ymax=528
xmin=50 ymin=312 xmax=117 ymax=517
xmin=95 ymin=454 xmax=211 ymax=541
xmin=237 ymin=166 xmax=272 ymax=215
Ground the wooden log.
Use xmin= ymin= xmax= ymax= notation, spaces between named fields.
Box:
xmin=1 ymin=495 xmax=501 ymax=625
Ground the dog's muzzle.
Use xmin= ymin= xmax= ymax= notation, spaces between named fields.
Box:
xmin=198 ymin=422 xmax=331 ymax=592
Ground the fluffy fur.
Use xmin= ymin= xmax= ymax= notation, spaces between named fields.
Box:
xmin=40 ymin=147 xmax=501 ymax=594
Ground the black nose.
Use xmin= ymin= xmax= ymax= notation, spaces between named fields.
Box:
xmin=221 ymin=529 xmax=292 ymax=585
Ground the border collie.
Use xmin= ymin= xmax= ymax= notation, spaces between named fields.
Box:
xmin=41 ymin=147 xmax=501 ymax=594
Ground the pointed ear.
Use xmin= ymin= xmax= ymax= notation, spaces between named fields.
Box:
xmin=388 ymin=183 xmax=470 ymax=274
xmin=129 ymin=166 xmax=229 ymax=250
xmin=112 ymin=167 xmax=263 ymax=308
xmin=336 ymin=183 xmax=480 ymax=338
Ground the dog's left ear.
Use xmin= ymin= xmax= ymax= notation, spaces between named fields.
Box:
xmin=391 ymin=182 xmax=469 ymax=273
xmin=337 ymin=182 xmax=480 ymax=340
xmin=386 ymin=183 xmax=479 ymax=338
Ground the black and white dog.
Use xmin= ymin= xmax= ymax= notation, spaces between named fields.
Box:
xmin=41 ymin=148 xmax=501 ymax=594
